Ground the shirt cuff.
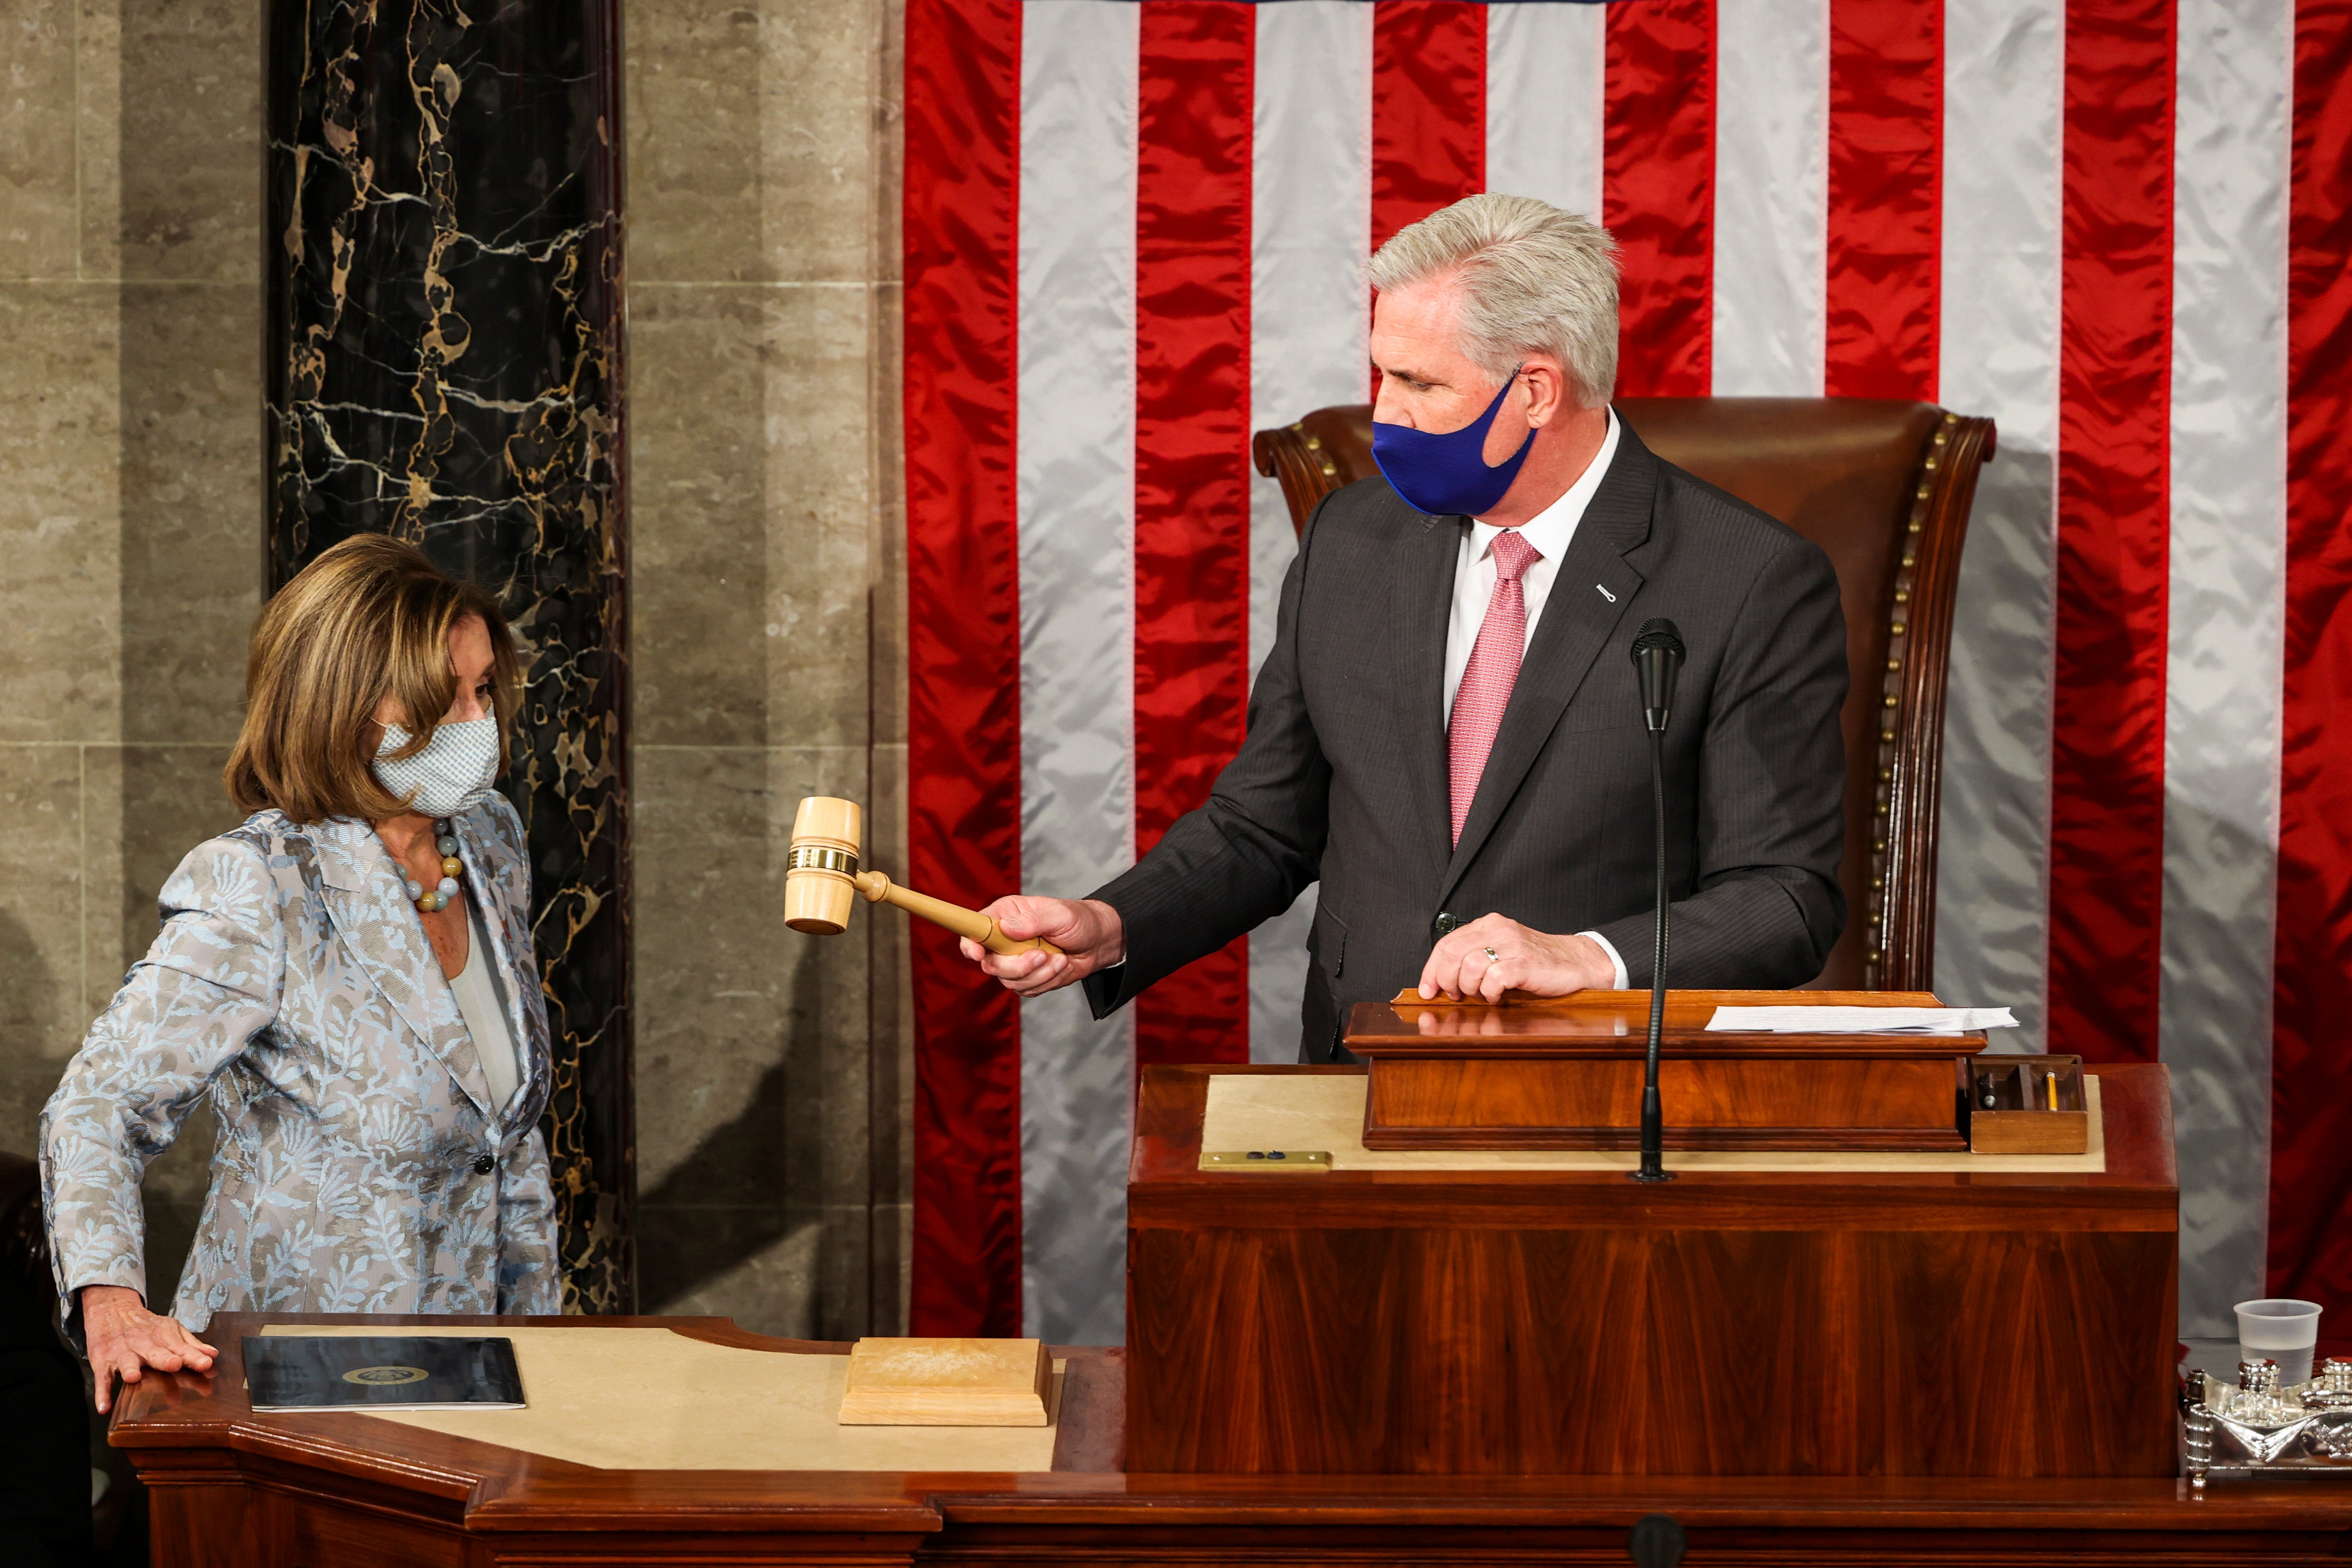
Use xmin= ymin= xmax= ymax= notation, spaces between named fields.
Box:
xmin=1578 ymin=929 xmax=1630 ymax=991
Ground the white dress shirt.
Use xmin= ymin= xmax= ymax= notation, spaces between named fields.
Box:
xmin=1444 ymin=408 xmax=1623 ymax=714
xmin=1440 ymin=408 xmax=1632 ymax=989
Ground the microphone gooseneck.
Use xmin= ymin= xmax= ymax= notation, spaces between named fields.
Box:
xmin=1629 ymin=618 xmax=1685 ymax=1184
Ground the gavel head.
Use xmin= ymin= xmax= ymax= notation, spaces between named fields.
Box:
xmin=785 ymin=796 xmax=863 ymax=935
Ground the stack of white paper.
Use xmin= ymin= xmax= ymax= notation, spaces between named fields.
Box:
xmin=1703 ymin=1006 xmax=2019 ymax=1034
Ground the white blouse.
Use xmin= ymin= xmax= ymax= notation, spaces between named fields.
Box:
xmin=445 ymin=897 xmax=522 ymax=1111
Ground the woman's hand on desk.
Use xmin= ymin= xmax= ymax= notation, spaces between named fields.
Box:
xmin=961 ymin=896 xmax=1126 ymax=997
xmin=79 ymin=1284 xmax=216 ymax=1412
xmin=1417 ymin=914 xmax=1617 ymax=1003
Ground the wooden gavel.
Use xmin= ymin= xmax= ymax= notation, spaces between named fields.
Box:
xmin=783 ymin=796 xmax=1062 ymax=957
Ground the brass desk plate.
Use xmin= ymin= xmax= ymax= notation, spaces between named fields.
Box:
xmin=1200 ymin=1149 xmax=1332 ymax=1172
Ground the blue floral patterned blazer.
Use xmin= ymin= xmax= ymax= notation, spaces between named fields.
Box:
xmin=39 ymin=797 xmax=559 ymax=1331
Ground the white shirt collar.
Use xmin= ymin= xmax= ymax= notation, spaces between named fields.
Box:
xmin=1468 ymin=407 xmax=1620 ymax=564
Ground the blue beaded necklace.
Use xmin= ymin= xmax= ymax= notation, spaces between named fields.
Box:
xmin=402 ymin=820 xmax=464 ymax=913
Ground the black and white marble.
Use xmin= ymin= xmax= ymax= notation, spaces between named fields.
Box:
xmin=265 ymin=0 xmax=634 ymax=1311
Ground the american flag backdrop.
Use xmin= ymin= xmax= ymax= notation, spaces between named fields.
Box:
xmin=902 ymin=0 xmax=2352 ymax=1347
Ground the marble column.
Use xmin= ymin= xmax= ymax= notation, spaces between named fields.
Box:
xmin=265 ymin=0 xmax=635 ymax=1309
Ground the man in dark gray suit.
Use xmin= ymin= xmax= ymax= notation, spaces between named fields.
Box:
xmin=961 ymin=194 xmax=1847 ymax=1062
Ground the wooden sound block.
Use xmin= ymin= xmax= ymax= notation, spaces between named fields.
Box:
xmin=837 ymin=1337 xmax=1051 ymax=1427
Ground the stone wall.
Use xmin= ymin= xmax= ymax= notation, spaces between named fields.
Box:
xmin=0 ymin=0 xmax=910 ymax=1338
xmin=0 ymin=0 xmax=264 ymax=1288
xmin=626 ymin=0 xmax=911 ymax=1337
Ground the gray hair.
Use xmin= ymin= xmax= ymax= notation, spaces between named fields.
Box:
xmin=1365 ymin=193 xmax=1620 ymax=408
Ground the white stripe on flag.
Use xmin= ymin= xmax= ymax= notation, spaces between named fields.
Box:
xmin=1015 ymin=0 xmax=1139 ymax=1345
xmin=1485 ymin=1 xmax=1606 ymax=223
xmin=1934 ymin=0 xmax=2062 ymax=1053
xmin=2162 ymin=0 xmax=2291 ymax=1338
xmin=1711 ymin=0 xmax=1827 ymax=395
xmin=1246 ymin=0 xmax=1371 ymax=1062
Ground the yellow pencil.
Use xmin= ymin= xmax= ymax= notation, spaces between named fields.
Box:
xmin=2046 ymin=1070 xmax=2059 ymax=1111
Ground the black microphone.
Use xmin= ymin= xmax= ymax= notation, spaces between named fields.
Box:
xmin=1632 ymin=618 xmax=1684 ymax=734
xmin=1629 ymin=1513 xmax=1688 ymax=1568
xmin=1628 ymin=618 xmax=1684 ymax=1184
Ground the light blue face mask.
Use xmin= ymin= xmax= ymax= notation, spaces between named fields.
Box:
xmin=1370 ymin=364 xmax=1535 ymax=517
xmin=373 ymin=716 xmax=501 ymax=818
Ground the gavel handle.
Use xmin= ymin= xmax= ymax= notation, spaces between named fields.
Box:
xmin=855 ymin=873 xmax=1063 ymax=957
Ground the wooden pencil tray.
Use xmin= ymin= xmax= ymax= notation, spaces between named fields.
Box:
xmin=1962 ymin=1055 xmax=2089 ymax=1155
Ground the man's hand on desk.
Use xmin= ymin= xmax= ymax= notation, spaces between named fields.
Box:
xmin=963 ymin=896 xmax=1126 ymax=996
xmin=1417 ymin=914 xmax=1617 ymax=1003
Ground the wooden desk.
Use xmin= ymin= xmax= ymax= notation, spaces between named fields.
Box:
xmin=1128 ymin=1061 xmax=2180 ymax=1477
xmin=111 ymin=1311 xmax=2352 ymax=1565
xmin=119 ymin=1316 xmax=2352 ymax=1568
xmin=113 ymin=1314 xmax=1122 ymax=1566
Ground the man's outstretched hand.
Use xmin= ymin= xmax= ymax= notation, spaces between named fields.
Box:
xmin=961 ymin=896 xmax=1127 ymax=997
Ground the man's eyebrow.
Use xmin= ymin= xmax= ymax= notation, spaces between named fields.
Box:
xmin=1376 ymin=361 xmax=1446 ymax=386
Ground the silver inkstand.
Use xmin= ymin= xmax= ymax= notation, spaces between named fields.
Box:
xmin=2181 ymin=1357 xmax=2352 ymax=1488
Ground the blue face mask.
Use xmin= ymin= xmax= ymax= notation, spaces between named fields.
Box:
xmin=1370 ymin=366 xmax=1534 ymax=517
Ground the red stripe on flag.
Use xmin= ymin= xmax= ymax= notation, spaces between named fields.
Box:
xmin=1825 ymin=0 xmax=1942 ymax=399
xmin=1133 ymin=2 xmax=1254 ymax=1067
xmin=902 ymin=0 xmax=1024 ymax=1335
xmin=1371 ymin=1 xmax=1487 ymax=251
xmin=2271 ymin=0 xmax=2352 ymax=1311
xmin=1604 ymin=0 xmax=1715 ymax=397
xmin=2046 ymin=0 xmax=2175 ymax=1063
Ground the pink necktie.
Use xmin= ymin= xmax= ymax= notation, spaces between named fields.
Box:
xmin=1448 ymin=529 xmax=1540 ymax=846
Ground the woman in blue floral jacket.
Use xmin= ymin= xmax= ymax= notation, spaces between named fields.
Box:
xmin=41 ymin=535 xmax=559 ymax=1410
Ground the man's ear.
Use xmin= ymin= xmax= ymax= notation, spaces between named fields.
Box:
xmin=1523 ymin=359 xmax=1569 ymax=427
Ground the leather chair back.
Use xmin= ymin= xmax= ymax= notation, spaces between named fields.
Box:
xmin=0 ymin=1150 xmax=56 ymax=1346
xmin=1251 ymin=397 xmax=1996 ymax=991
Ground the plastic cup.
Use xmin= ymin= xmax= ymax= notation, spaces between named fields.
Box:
xmin=2237 ymin=1298 xmax=2322 ymax=1386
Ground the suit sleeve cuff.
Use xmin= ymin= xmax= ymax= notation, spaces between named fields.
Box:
xmin=1579 ymin=929 xmax=1630 ymax=991
xmin=1081 ymin=960 xmax=1134 ymax=1020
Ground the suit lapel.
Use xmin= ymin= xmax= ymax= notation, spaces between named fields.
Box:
xmin=1392 ymin=512 xmax=1463 ymax=880
xmin=1439 ymin=425 xmax=1660 ymax=907
xmin=451 ymin=806 xmax=550 ymax=1136
xmin=312 ymin=817 xmax=495 ymax=1118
